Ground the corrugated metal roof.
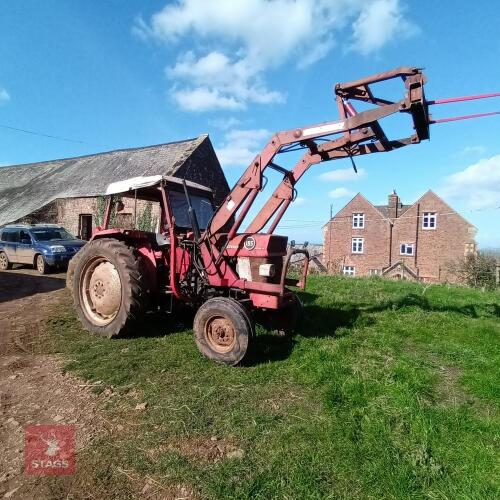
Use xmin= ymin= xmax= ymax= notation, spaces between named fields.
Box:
xmin=0 ymin=135 xmax=209 ymax=226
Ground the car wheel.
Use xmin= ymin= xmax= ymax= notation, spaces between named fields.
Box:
xmin=0 ymin=252 xmax=12 ymax=271
xmin=36 ymin=254 xmax=50 ymax=275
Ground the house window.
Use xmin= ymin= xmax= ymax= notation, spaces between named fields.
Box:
xmin=352 ymin=213 xmax=365 ymax=229
xmin=352 ymin=237 xmax=364 ymax=253
xmin=464 ymin=242 xmax=476 ymax=256
xmin=422 ymin=212 xmax=437 ymax=229
xmin=343 ymin=266 xmax=355 ymax=276
xmin=400 ymin=243 xmax=414 ymax=255
xmin=370 ymin=269 xmax=382 ymax=276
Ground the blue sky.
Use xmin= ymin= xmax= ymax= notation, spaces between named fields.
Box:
xmin=1 ymin=0 xmax=499 ymax=246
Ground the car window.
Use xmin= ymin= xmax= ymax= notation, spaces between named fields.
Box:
xmin=31 ymin=227 xmax=76 ymax=241
xmin=5 ymin=230 xmax=20 ymax=243
xmin=20 ymin=230 xmax=32 ymax=243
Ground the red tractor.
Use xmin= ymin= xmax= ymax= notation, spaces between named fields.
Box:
xmin=70 ymin=67 xmax=499 ymax=364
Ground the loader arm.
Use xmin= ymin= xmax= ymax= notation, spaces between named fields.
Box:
xmin=204 ymin=65 xmax=499 ymax=242
xmin=205 ymin=66 xmax=429 ymax=239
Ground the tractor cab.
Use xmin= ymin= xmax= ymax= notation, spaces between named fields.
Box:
xmin=97 ymin=174 xmax=215 ymax=239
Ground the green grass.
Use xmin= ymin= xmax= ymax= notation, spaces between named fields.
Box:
xmin=46 ymin=277 xmax=499 ymax=499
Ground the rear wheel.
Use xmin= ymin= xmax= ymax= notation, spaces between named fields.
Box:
xmin=194 ymin=298 xmax=254 ymax=365
xmin=0 ymin=252 xmax=12 ymax=270
xmin=66 ymin=251 xmax=84 ymax=289
xmin=278 ymin=293 xmax=303 ymax=336
xmin=72 ymin=238 xmax=149 ymax=338
xmin=36 ymin=254 xmax=50 ymax=275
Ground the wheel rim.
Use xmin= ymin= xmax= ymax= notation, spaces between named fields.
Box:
xmin=204 ymin=315 xmax=236 ymax=353
xmin=0 ymin=253 xmax=7 ymax=269
xmin=37 ymin=255 xmax=45 ymax=272
xmin=79 ymin=256 xmax=122 ymax=326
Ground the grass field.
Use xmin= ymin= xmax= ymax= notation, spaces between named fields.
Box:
xmin=45 ymin=277 xmax=499 ymax=499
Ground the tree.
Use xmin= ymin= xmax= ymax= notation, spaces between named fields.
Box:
xmin=137 ymin=202 xmax=158 ymax=232
xmin=94 ymin=196 xmax=122 ymax=228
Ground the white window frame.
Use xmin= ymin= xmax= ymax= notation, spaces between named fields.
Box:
xmin=400 ymin=243 xmax=414 ymax=256
xmin=369 ymin=269 xmax=382 ymax=276
xmin=422 ymin=212 xmax=437 ymax=229
xmin=351 ymin=237 xmax=364 ymax=254
xmin=352 ymin=213 xmax=365 ymax=229
xmin=343 ymin=265 xmax=355 ymax=276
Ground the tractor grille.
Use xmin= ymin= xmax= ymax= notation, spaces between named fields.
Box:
xmin=237 ymin=256 xmax=283 ymax=284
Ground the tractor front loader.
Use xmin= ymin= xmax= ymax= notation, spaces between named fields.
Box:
xmin=71 ymin=66 xmax=499 ymax=365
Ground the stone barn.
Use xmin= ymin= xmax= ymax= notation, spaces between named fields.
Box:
xmin=0 ymin=135 xmax=229 ymax=239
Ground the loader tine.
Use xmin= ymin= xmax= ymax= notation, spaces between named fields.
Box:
xmin=427 ymin=92 xmax=500 ymax=105
xmin=429 ymin=111 xmax=500 ymax=124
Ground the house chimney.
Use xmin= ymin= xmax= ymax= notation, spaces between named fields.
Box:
xmin=388 ymin=190 xmax=400 ymax=219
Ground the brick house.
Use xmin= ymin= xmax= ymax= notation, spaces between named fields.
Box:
xmin=323 ymin=190 xmax=477 ymax=283
xmin=0 ymin=135 xmax=229 ymax=239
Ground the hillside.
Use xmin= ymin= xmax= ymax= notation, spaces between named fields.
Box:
xmin=42 ymin=276 xmax=499 ymax=498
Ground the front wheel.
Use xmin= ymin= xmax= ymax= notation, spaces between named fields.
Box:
xmin=72 ymin=238 xmax=149 ymax=338
xmin=36 ymin=254 xmax=50 ymax=275
xmin=194 ymin=298 xmax=254 ymax=365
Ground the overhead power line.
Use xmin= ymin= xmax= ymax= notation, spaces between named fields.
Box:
xmin=278 ymin=205 xmax=500 ymax=229
xmin=0 ymin=123 xmax=108 ymax=148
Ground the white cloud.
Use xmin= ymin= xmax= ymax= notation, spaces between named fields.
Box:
xmin=167 ymin=50 xmax=284 ymax=111
xmin=329 ymin=187 xmax=355 ymax=199
xmin=209 ymin=117 xmax=242 ymax=131
xmin=294 ymin=197 xmax=307 ymax=206
xmin=349 ymin=0 xmax=418 ymax=55
xmin=137 ymin=0 xmax=417 ymax=111
xmin=454 ymin=145 xmax=486 ymax=157
xmin=440 ymin=154 xmax=500 ymax=209
xmin=0 ymin=87 xmax=10 ymax=104
xmin=216 ymin=128 xmax=270 ymax=167
xmin=319 ymin=167 xmax=366 ymax=182
xmin=172 ymin=87 xmax=243 ymax=112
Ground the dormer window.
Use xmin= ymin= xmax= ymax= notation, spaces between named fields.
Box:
xmin=352 ymin=213 xmax=365 ymax=229
xmin=422 ymin=212 xmax=437 ymax=229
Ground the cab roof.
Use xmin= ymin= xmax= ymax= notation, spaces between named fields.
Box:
xmin=105 ymin=175 xmax=213 ymax=196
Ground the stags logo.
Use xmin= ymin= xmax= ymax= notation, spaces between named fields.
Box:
xmin=244 ymin=237 xmax=256 ymax=251
xmin=25 ymin=425 xmax=75 ymax=476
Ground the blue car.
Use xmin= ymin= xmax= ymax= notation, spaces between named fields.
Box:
xmin=0 ymin=224 xmax=86 ymax=274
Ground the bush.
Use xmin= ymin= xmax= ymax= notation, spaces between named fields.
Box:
xmin=447 ymin=253 xmax=498 ymax=289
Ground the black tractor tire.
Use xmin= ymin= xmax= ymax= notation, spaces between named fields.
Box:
xmin=0 ymin=251 xmax=12 ymax=271
xmin=35 ymin=254 xmax=50 ymax=275
xmin=194 ymin=297 xmax=254 ymax=365
xmin=72 ymin=238 xmax=149 ymax=338
xmin=282 ymin=292 xmax=303 ymax=335
xmin=66 ymin=251 xmax=84 ymax=290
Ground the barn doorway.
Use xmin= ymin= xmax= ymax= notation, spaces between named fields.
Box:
xmin=79 ymin=214 xmax=93 ymax=240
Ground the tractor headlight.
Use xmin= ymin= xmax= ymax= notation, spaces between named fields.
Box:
xmin=259 ymin=263 xmax=275 ymax=277
xmin=49 ymin=245 xmax=66 ymax=253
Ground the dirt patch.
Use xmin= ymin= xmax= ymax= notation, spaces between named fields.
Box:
xmin=149 ymin=436 xmax=244 ymax=464
xmin=430 ymin=358 xmax=477 ymax=407
xmin=0 ymin=269 xmax=114 ymax=499
xmin=0 ymin=269 xmax=66 ymax=355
